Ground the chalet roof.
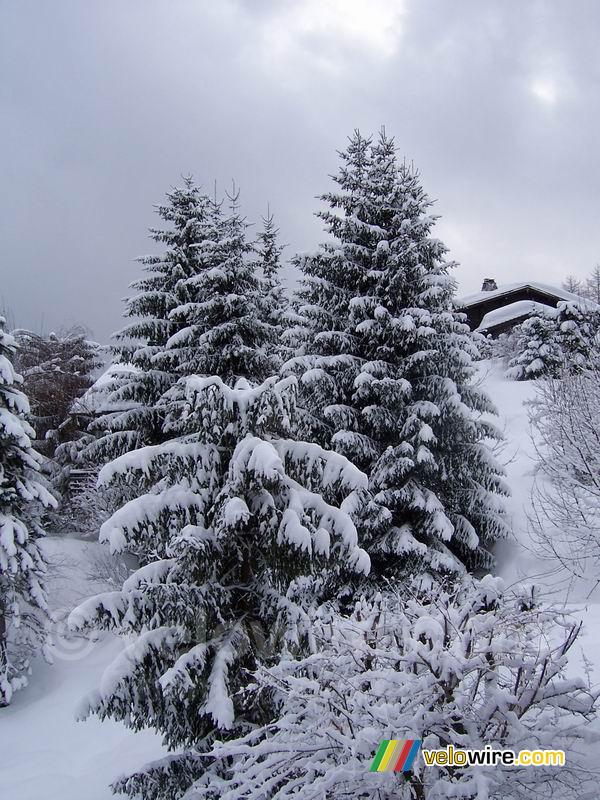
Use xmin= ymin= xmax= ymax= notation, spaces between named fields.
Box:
xmin=476 ymin=300 xmax=554 ymax=333
xmin=456 ymin=281 xmax=584 ymax=309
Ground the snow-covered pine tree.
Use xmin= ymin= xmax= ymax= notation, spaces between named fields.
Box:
xmin=506 ymin=311 xmax=564 ymax=380
xmin=288 ymin=130 xmax=508 ymax=578
xmin=69 ymin=374 xmax=370 ymax=799
xmin=0 ymin=319 xmax=56 ymax=705
xmin=189 ymin=576 xmax=598 ymax=800
xmin=85 ymin=177 xmax=214 ymax=465
xmin=254 ymin=210 xmax=289 ymax=365
xmin=286 ymin=130 xmax=372 ymax=448
xmin=164 ymin=187 xmax=276 ymax=393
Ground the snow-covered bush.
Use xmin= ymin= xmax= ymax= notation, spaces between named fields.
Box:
xmin=189 ymin=575 xmax=599 ymax=800
xmin=506 ymin=312 xmax=563 ymax=380
xmin=507 ymin=301 xmax=599 ymax=381
xmin=489 ymin=327 xmax=520 ymax=363
xmin=554 ymin=300 xmax=600 ymax=370
xmin=473 ymin=330 xmax=494 ymax=360
xmin=61 ymin=475 xmax=135 ymax=540
xmin=530 ymin=370 xmax=600 ymax=585
xmin=0 ymin=320 xmax=56 ymax=704
xmin=69 ymin=375 xmax=370 ymax=799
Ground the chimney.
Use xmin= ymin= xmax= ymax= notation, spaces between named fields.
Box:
xmin=481 ymin=277 xmax=498 ymax=292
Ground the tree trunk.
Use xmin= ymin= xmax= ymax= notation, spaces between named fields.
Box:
xmin=0 ymin=595 xmax=9 ymax=706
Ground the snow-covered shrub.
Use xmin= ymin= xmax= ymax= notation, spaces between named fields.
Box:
xmin=473 ymin=330 xmax=494 ymax=360
xmin=506 ymin=312 xmax=563 ymax=380
xmin=62 ymin=475 xmax=135 ymax=539
xmin=554 ymin=300 xmax=600 ymax=370
xmin=530 ymin=370 xmax=600 ymax=584
xmin=0 ymin=320 xmax=56 ymax=704
xmin=189 ymin=576 xmax=599 ymax=800
xmin=69 ymin=375 xmax=370 ymax=799
xmin=507 ymin=301 xmax=600 ymax=381
xmin=489 ymin=327 xmax=521 ymax=363
xmin=82 ymin=545 xmax=133 ymax=591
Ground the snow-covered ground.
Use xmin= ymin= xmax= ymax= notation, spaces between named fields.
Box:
xmin=1 ymin=360 xmax=600 ymax=799
xmin=0 ymin=538 xmax=166 ymax=800
xmin=478 ymin=359 xmax=600 ymax=678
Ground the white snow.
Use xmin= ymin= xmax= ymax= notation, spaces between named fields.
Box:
xmin=0 ymin=536 xmax=166 ymax=800
xmin=476 ymin=300 xmax=554 ymax=331
xmin=477 ymin=360 xmax=600 ymax=683
xmin=71 ymin=363 xmax=139 ymax=414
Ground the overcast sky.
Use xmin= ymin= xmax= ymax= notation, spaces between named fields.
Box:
xmin=1 ymin=0 xmax=599 ymax=342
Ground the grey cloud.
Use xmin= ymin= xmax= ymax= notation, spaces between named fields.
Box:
xmin=1 ymin=0 xmax=599 ymax=341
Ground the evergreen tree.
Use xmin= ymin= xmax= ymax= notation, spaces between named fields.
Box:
xmin=254 ymin=209 xmax=288 ymax=363
xmin=85 ymin=177 xmax=214 ymax=465
xmin=286 ymin=130 xmax=372 ymax=448
xmin=288 ymin=130 xmax=508 ymax=578
xmin=0 ymin=319 xmax=56 ymax=705
xmin=70 ymin=375 xmax=370 ymax=799
xmin=68 ymin=181 xmax=365 ymax=798
xmin=507 ymin=301 xmax=600 ymax=380
xmin=164 ymin=188 xmax=276 ymax=391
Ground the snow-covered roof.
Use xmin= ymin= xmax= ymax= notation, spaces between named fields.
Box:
xmin=476 ymin=301 xmax=554 ymax=332
xmin=456 ymin=281 xmax=587 ymax=308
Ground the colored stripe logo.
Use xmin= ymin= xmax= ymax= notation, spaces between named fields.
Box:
xmin=369 ymin=739 xmax=422 ymax=772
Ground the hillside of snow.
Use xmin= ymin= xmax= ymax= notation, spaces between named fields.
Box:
xmin=0 ymin=538 xmax=166 ymax=800
xmin=1 ymin=359 xmax=599 ymax=800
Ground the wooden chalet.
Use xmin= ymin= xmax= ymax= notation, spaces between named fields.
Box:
xmin=455 ymin=279 xmax=589 ymax=337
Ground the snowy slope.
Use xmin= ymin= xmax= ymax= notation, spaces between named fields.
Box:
xmin=476 ymin=360 xmax=541 ymax=582
xmin=0 ymin=636 xmax=166 ymax=800
xmin=478 ymin=360 xmax=600 ymax=682
xmin=0 ymin=538 xmax=166 ymax=800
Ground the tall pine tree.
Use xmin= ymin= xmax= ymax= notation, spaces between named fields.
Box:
xmin=164 ymin=188 xmax=275 ymax=387
xmin=70 ymin=378 xmax=369 ymax=799
xmin=85 ymin=177 xmax=214 ymax=464
xmin=254 ymin=210 xmax=289 ymax=364
xmin=289 ymin=130 xmax=508 ymax=578
xmin=68 ymin=184 xmax=343 ymax=798
xmin=0 ymin=319 xmax=56 ymax=705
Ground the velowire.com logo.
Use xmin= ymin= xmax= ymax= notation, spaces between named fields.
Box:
xmin=370 ymin=739 xmax=422 ymax=772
